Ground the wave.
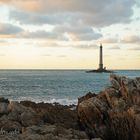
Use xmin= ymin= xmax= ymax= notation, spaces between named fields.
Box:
xmin=47 ymin=98 xmax=78 ymax=105
xmin=10 ymin=97 xmax=78 ymax=105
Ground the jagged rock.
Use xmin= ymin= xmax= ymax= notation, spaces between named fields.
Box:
xmin=78 ymin=92 xmax=96 ymax=105
xmin=110 ymin=74 xmax=121 ymax=90
xmin=77 ymin=75 xmax=140 ymax=140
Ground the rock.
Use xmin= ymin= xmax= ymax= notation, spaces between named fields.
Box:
xmin=20 ymin=101 xmax=79 ymax=130
xmin=91 ymin=138 xmax=102 ymax=140
xmin=20 ymin=110 xmax=42 ymax=127
xmin=7 ymin=101 xmax=42 ymax=127
xmin=78 ymin=92 xmax=96 ymax=105
xmin=0 ymin=115 xmax=22 ymax=132
xmin=0 ymin=102 xmax=8 ymax=114
xmin=110 ymin=74 xmax=121 ymax=90
xmin=0 ymin=97 xmax=9 ymax=103
xmin=0 ymin=98 xmax=9 ymax=114
xmin=20 ymin=124 xmax=89 ymax=140
xmin=77 ymin=75 xmax=140 ymax=140
xmin=20 ymin=134 xmax=44 ymax=140
xmin=78 ymin=97 xmax=108 ymax=139
xmin=8 ymin=101 xmax=27 ymax=113
xmin=0 ymin=97 xmax=88 ymax=139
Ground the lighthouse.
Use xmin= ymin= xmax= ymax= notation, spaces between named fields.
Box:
xmin=86 ymin=44 xmax=112 ymax=73
xmin=99 ymin=43 xmax=103 ymax=70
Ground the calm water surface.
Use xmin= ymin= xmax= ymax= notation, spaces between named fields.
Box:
xmin=0 ymin=70 xmax=140 ymax=105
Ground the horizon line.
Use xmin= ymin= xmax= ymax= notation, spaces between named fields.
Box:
xmin=0 ymin=68 xmax=140 ymax=71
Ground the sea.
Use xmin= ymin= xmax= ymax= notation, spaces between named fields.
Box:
xmin=0 ymin=70 xmax=140 ymax=105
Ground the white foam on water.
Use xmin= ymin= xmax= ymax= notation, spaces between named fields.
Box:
xmin=11 ymin=96 xmax=78 ymax=105
xmin=47 ymin=98 xmax=78 ymax=105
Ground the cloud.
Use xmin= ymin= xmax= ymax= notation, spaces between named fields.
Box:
xmin=8 ymin=0 xmax=136 ymax=27
xmin=100 ymin=38 xmax=118 ymax=44
xmin=57 ymin=55 xmax=67 ymax=58
xmin=57 ymin=44 xmax=99 ymax=49
xmin=54 ymin=25 xmax=102 ymax=41
xmin=41 ymin=54 xmax=52 ymax=57
xmin=121 ymin=35 xmax=140 ymax=43
xmin=0 ymin=23 xmax=101 ymax=41
xmin=10 ymin=10 xmax=71 ymax=25
xmin=0 ymin=40 xmax=9 ymax=46
xmin=35 ymin=41 xmax=98 ymax=49
xmin=0 ymin=25 xmax=68 ymax=40
xmin=0 ymin=0 xmax=137 ymax=44
xmin=36 ymin=42 xmax=60 ymax=48
xmin=0 ymin=40 xmax=7 ymax=43
xmin=0 ymin=23 xmax=23 ymax=35
xmin=19 ymin=30 xmax=68 ymax=40
xmin=108 ymin=45 xmax=120 ymax=50
xmin=0 ymin=0 xmax=11 ymax=3
xmin=74 ymin=44 xmax=98 ymax=49
xmin=129 ymin=46 xmax=140 ymax=50
xmin=41 ymin=54 xmax=67 ymax=57
xmin=0 ymin=53 xmax=6 ymax=56
xmin=0 ymin=0 xmax=41 ymax=11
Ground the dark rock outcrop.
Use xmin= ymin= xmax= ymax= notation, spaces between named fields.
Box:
xmin=20 ymin=101 xmax=78 ymax=129
xmin=77 ymin=74 xmax=140 ymax=140
xmin=0 ymin=98 xmax=89 ymax=139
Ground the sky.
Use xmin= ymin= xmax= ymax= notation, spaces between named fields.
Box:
xmin=0 ymin=0 xmax=140 ymax=69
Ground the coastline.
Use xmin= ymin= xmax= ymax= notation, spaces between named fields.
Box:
xmin=0 ymin=74 xmax=140 ymax=140
xmin=0 ymin=97 xmax=90 ymax=140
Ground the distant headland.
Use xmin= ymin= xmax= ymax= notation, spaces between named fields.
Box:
xmin=87 ymin=44 xmax=113 ymax=73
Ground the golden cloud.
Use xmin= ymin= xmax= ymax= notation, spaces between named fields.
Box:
xmin=121 ymin=35 xmax=140 ymax=43
xmin=0 ymin=0 xmax=41 ymax=11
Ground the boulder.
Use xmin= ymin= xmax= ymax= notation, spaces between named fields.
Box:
xmin=0 ymin=98 xmax=9 ymax=115
xmin=8 ymin=101 xmax=27 ymax=113
xmin=78 ymin=92 xmax=96 ymax=105
xmin=0 ymin=103 xmax=8 ymax=114
xmin=0 ymin=97 xmax=9 ymax=103
xmin=77 ymin=75 xmax=140 ymax=140
xmin=7 ymin=101 xmax=42 ymax=127
xmin=20 ymin=110 xmax=42 ymax=127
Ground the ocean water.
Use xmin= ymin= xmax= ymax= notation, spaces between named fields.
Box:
xmin=0 ymin=70 xmax=140 ymax=105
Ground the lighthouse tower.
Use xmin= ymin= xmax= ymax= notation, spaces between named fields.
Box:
xmin=99 ymin=43 xmax=103 ymax=70
xmin=86 ymin=43 xmax=112 ymax=73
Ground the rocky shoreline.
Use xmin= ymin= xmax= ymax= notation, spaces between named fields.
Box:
xmin=0 ymin=98 xmax=89 ymax=140
xmin=0 ymin=74 xmax=140 ymax=140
